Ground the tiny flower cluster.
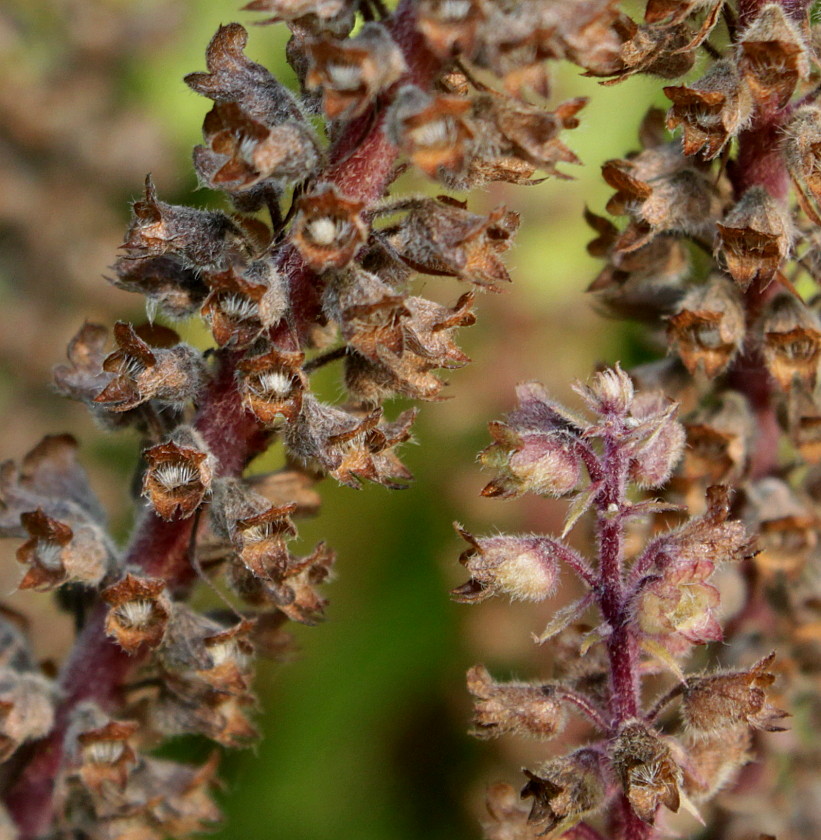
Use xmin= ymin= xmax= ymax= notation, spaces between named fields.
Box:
xmin=456 ymin=368 xmax=787 ymax=839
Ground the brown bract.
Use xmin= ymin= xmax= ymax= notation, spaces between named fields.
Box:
xmin=416 ymin=0 xmax=485 ymax=59
xmin=74 ymin=718 xmax=140 ymax=794
xmin=716 ymin=186 xmax=792 ymax=290
xmin=665 ymin=60 xmax=753 ymax=160
xmin=738 ymin=3 xmax=809 ymax=109
xmin=610 ymin=721 xmax=682 ymax=823
xmin=122 ymin=176 xmax=251 ymax=271
xmin=668 ymin=275 xmax=745 ymax=378
xmin=291 ymin=183 xmax=367 ymax=272
xmin=237 ymin=346 xmax=306 ymax=424
xmin=305 ymin=23 xmax=406 ymax=121
xmin=682 ymin=653 xmax=789 ymax=734
xmin=201 ymin=259 xmax=286 ymax=347
xmin=101 ymin=574 xmax=172 ymax=654
xmin=519 ymin=749 xmax=606 ymax=835
xmin=760 ymin=293 xmax=821 ymax=390
xmin=142 ymin=429 xmax=215 ymax=521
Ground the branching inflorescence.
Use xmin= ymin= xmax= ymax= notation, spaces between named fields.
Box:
xmin=0 ymin=0 xmax=617 ymax=838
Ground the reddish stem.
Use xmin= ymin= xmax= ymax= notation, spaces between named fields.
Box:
xmin=4 ymin=3 xmax=439 ymax=835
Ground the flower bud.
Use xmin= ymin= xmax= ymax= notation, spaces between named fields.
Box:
xmin=479 ymin=424 xmax=582 ymax=499
xmin=627 ymin=391 xmax=685 ymax=489
xmin=610 ymin=721 xmax=682 ymax=823
xmin=101 ymin=573 xmax=171 ymax=653
xmin=466 ymin=665 xmax=566 ymax=740
xmin=574 ymin=364 xmax=634 ymax=416
xmin=682 ymin=653 xmax=789 ymax=735
xmin=452 ymin=527 xmax=561 ymax=604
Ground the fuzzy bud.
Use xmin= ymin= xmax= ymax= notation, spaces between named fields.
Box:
xmin=574 ymin=364 xmax=634 ymax=416
xmin=627 ymin=391 xmax=685 ymax=489
xmin=466 ymin=665 xmax=567 ymax=740
xmin=452 ymin=527 xmax=561 ymax=604
xmin=682 ymin=653 xmax=789 ymax=735
xmin=0 ymin=669 xmax=56 ymax=762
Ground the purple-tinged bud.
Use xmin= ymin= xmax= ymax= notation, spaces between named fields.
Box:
xmin=452 ymin=527 xmax=561 ymax=604
xmin=573 ymin=364 xmax=634 ymax=417
xmin=627 ymin=391 xmax=685 ymax=489
xmin=479 ymin=423 xmax=581 ymax=499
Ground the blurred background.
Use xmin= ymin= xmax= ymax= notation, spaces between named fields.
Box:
xmin=0 ymin=2 xmax=668 ymax=837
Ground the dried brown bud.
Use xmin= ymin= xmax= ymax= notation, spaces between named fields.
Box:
xmin=70 ymin=712 xmax=140 ymax=794
xmin=237 ymin=346 xmax=307 ymax=424
xmin=291 ymin=183 xmax=367 ymax=272
xmin=466 ymin=665 xmax=567 ymax=740
xmin=93 ymin=322 xmax=205 ymax=412
xmin=452 ymin=526 xmax=562 ymax=604
xmin=386 ymin=197 xmax=519 ymax=291
xmin=760 ymin=293 xmax=821 ymax=390
xmin=601 ymin=18 xmax=696 ymax=84
xmin=386 ymin=87 xmax=474 ymax=180
xmin=142 ymin=427 xmax=215 ymax=521
xmin=601 ymin=145 xmax=724 ymax=251
xmin=416 ymin=0 xmax=485 ymax=59
xmin=784 ymin=104 xmax=821 ymax=221
xmin=665 ymin=60 xmax=753 ymax=160
xmin=201 ymin=259 xmax=287 ymax=347
xmin=305 ymin=23 xmax=406 ymax=120
xmin=610 ymin=721 xmax=682 ymax=823
xmin=682 ymin=653 xmax=789 ymax=734
xmin=286 ymin=397 xmax=415 ymax=488
xmin=185 ymin=24 xmax=304 ymax=126
xmin=668 ymin=275 xmax=746 ymax=378
xmin=16 ymin=508 xmax=110 ymax=591
xmin=716 ymin=187 xmax=792 ymax=290
xmin=101 ymin=573 xmax=172 ymax=653
xmin=738 ymin=4 xmax=809 ymax=109
xmin=194 ymin=102 xmax=320 ymax=194
xmin=520 ymin=749 xmax=606 ymax=834
xmin=122 ymin=176 xmax=252 ymax=271
xmin=111 ymin=255 xmax=208 ymax=322
xmin=0 ymin=669 xmax=55 ymax=761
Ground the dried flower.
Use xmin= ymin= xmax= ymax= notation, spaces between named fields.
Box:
xmin=101 ymin=574 xmax=172 ymax=654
